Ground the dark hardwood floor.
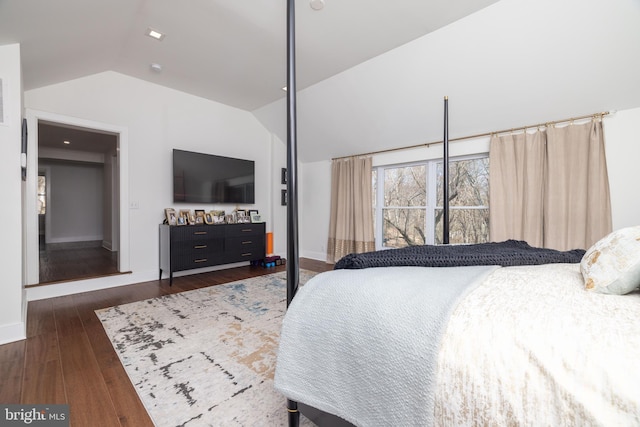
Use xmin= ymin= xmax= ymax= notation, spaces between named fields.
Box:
xmin=38 ymin=241 xmax=120 ymax=285
xmin=1 ymin=258 xmax=333 ymax=426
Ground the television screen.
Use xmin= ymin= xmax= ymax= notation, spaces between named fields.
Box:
xmin=173 ymin=149 xmax=255 ymax=204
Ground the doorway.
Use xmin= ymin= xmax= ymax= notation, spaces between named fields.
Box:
xmin=37 ymin=122 xmax=119 ymax=283
xmin=25 ymin=110 xmax=130 ymax=287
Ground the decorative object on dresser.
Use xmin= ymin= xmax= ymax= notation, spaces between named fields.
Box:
xmin=249 ymin=209 xmax=262 ymax=223
xmin=164 ymin=208 xmax=177 ymax=226
xmin=159 ymin=222 xmax=266 ymax=285
xmin=211 ymin=210 xmax=226 ymax=224
xmin=194 ymin=209 xmax=205 ymax=224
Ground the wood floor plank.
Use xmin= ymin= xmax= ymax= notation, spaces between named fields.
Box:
xmin=51 ymin=296 xmax=85 ymax=338
xmin=0 ymin=340 xmax=25 ymax=403
xmin=21 ymin=332 xmax=66 ymax=404
xmin=26 ymin=298 xmax=56 ymax=337
xmin=57 ymin=332 xmax=122 ymax=427
xmin=21 ymin=359 xmax=66 ymax=405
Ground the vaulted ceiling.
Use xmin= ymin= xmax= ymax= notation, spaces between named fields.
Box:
xmin=2 ymin=0 xmax=639 ymax=163
xmin=0 ymin=0 xmax=498 ymax=111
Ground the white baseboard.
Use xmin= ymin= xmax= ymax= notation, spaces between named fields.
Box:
xmin=0 ymin=321 xmax=26 ymax=345
xmin=300 ymin=250 xmax=327 ymax=262
xmin=26 ymin=270 xmax=158 ymax=301
xmin=27 ymin=261 xmax=266 ymax=301
xmin=47 ymin=235 xmax=104 ymax=244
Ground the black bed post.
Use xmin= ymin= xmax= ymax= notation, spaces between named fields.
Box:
xmin=286 ymin=0 xmax=300 ymax=425
xmin=442 ymin=96 xmax=450 ymax=244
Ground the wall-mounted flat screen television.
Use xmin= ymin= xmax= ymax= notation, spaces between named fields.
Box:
xmin=173 ymin=149 xmax=255 ymax=204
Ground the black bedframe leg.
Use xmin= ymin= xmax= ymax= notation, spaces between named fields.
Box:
xmin=287 ymin=399 xmax=299 ymax=427
xmin=285 ymin=0 xmax=300 ymax=426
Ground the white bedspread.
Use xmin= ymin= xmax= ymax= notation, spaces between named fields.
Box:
xmin=274 ymin=265 xmax=497 ymax=427
xmin=434 ymin=263 xmax=640 ymax=426
xmin=275 ymin=263 xmax=640 ymax=426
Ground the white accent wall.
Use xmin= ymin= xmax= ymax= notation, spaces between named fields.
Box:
xmin=24 ymin=71 xmax=285 ymax=300
xmin=0 ymin=43 xmax=25 ymax=344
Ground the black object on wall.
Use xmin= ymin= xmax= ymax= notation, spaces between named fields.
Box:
xmin=21 ymin=118 xmax=27 ymax=181
xmin=443 ymin=97 xmax=449 ymax=244
xmin=172 ymin=149 xmax=255 ymax=204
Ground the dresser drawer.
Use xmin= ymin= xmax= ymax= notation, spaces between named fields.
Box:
xmin=172 ymin=254 xmax=218 ymax=271
xmin=172 ymin=239 xmax=224 ymax=255
xmin=171 ymin=225 xmax=225 ymax=242
xmin=224 ymin=249 xmax=263 ymax=264
xmin=224 ymin=235 xmax=264 ymax=253
xmin=225 ymin=223 xmax=264 ymax=237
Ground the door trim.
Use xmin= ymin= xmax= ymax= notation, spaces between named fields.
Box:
xmin=25 ymin=109 xmax=130 ymax=285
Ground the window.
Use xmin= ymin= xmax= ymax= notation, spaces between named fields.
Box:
xmin=37 ymin=174 xmax=46 ymax=215
xmin=373 ymin=155 xmax=489 ymax=249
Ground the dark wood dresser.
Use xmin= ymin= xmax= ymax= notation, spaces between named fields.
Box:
xmin=159 ymin=222 xmax=265 ymax=285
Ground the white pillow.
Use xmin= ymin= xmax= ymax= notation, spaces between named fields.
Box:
xmin=581 ymin=226 xmax=640 ymax=295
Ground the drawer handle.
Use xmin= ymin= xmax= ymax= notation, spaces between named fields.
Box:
xmin=242 ymin=241 xmax=252 ymax=245
xmin=194 ymin=231 xmax=208 ymax=235
xmin=241 ymin=229 xmax=253 ymax=232
xmin=194 ymin=258 xmax=208 ymax=263
xmin=241 ymin=252 xmax=252 ymax=257
xmin=194 ymin=245 xmax=207 ymax=249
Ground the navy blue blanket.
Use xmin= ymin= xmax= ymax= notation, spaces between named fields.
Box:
xmin=334 ymin=240 xmax=585 ymax=270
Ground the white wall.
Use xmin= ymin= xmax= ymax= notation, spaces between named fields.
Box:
xmin=603 ymin=107 xmax=640 ymax=231
xmin=0 ymin=44 xmax=26 ymax=344
xmin=40 ymin=160 xmax=104 ymax=243
xmin=299 ymin=108 xmax=640 ymax=261
xmin=25 ymin=71 xmax=283 ymax=299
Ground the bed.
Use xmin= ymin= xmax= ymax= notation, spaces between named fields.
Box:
xmin=274 ymin=254 xmax=640 ymax=426
xmin=279 ymin=2 xmax=639 ymax=425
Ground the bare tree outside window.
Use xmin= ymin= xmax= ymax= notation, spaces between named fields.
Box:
xmin=382 ymin=165 xmax=426 ymax=248
xmin=374 ymin=156 xmax=489 ymax=249
xmin=37 ymin=175 xmax=46 ymax=215
xmin=435 ymin=157 xmax=489 ymax=244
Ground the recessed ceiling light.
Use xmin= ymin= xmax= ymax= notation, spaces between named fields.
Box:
xmin=150 ymin=63 xmax=163 ymax=72
xmin=145 ymin=28 xmax=165 ymax=41
xmin=63 ymin=140 xmax=71 ymax=145
xmin=310 ymin=0 xmax=325 ymax=11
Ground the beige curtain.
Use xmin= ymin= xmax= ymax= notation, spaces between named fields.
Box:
xmin=545 ymin=120 xmax=612 ymax=250
xmin=327 ymin=156 xmax=375 ymax=263
xmin=489 ymin=119 xmax=612 ymax=250
xmin=489 ymin=130 xmax=546 ymax=247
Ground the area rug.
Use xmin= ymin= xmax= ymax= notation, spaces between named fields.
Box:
xmin=96 ymin=270 xmax=318 ymax=427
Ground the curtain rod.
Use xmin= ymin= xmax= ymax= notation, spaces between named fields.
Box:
xmin=331 ymin=110 xmax=612 ymax=161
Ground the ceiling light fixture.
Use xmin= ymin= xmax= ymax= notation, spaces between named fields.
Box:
xmin=310 ymin=0 xmax=324 ymax=11
xmin=63 ymin=140 xmax=71 ymax=145
xmin=145 ymin=28 xmax=165 ymax=41
xmin=150 ymin=63 xmax=163 ymax=73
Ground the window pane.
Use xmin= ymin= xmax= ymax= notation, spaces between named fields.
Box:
xmin=37 ymin=175 xmax=46 ymax=215
xmin=372 ymin=170 xmax=377 ymax=207
xmin=437 ymin=157 xmax=489 ymax=207
xmin=435 ymin=208 xmax=489 ymax=244
xmin=384 ymin=165 xmax=426 ymax=207
xmin=383 ymin=208 xmax=425 ymax=248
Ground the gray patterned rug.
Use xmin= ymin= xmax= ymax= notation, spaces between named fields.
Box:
xmin=96 ymin=270 xmax=318 ymax=427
